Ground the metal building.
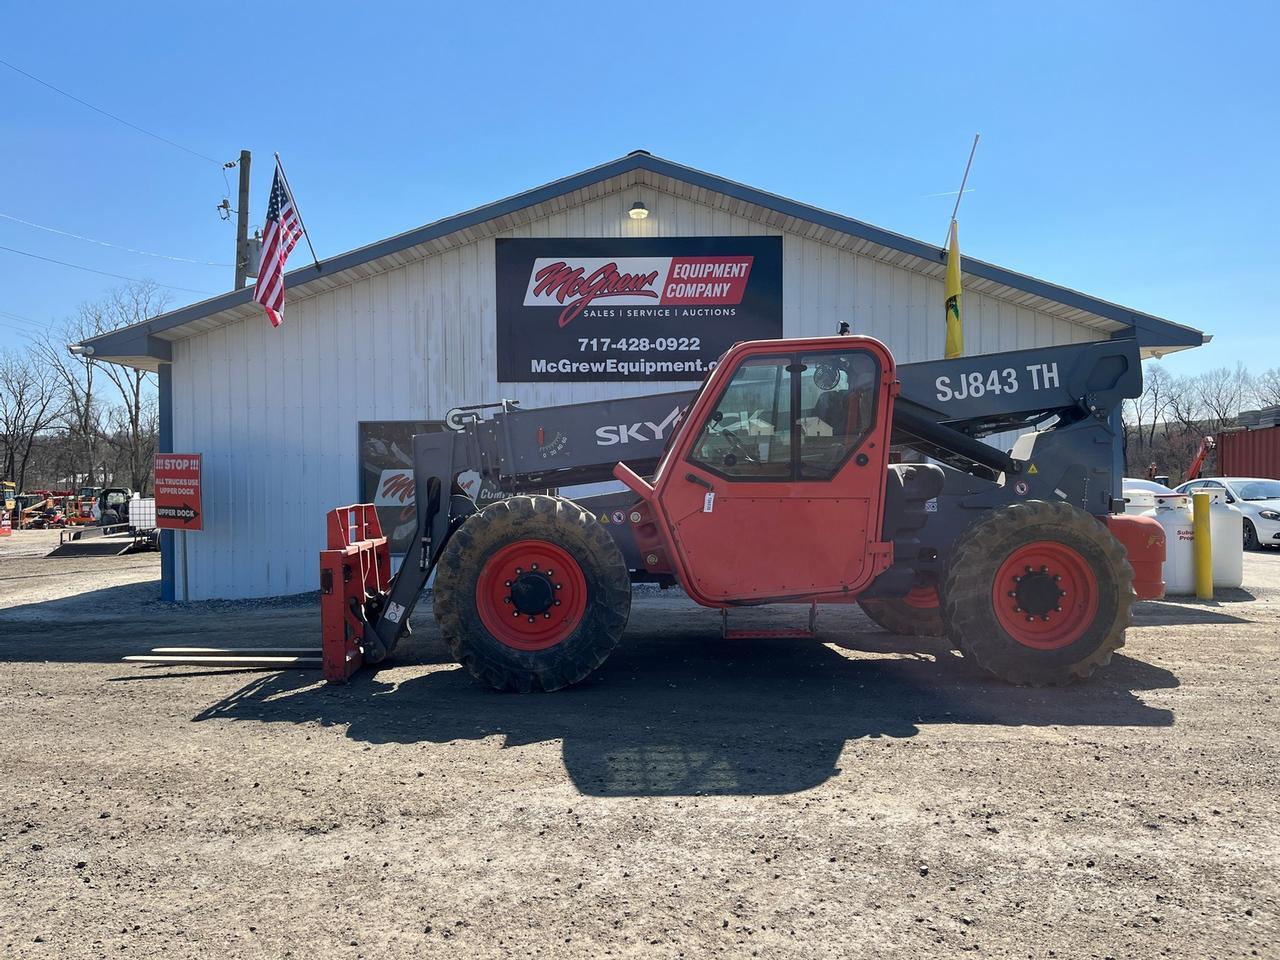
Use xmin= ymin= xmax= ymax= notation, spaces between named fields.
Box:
xmin=81 ymin=151 xmax=1206 ymax=600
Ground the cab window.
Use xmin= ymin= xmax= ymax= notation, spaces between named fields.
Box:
xmin=688 ymin=349 xmax=880 ymax=481
xmin=797 ymin=351 xmax=879 ymax=480
xmin=688 ymin=356 xmax=792 ymax=480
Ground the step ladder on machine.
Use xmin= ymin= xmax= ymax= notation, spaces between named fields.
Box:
xmin=720 ymin=602 xmax=819 ymax=640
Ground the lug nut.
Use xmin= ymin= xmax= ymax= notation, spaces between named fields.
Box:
xmin=504 ymin=597 xmax=511 ymax=604
xmin=1040 ymin=566 xmax=1049 ymax=573
xmin=1025 ymin=566 xmax=1033 ymax=573
xmin=1013 ymin=606 xmax=1022 ymax=613
xmin=505 ymin=580 xmax=512 ymax=587
xmin=515 ymin=567 xmax=523 ymax=574
xmin=531 ymin=564 xmax=538 ymax=570
xmin=555 ymin=583 xmax=562 ymax=590
xmin=1025 ymin=615 xmax=1035 ymax=622
xmin=527 ymin=616 xmax=535 ymax=624
xmin=1055 ymin=606 xmax=1062 ymax=612
xmin=512 ymin=610 xmax=519 ymax=617
xmin=1041 ymin=615 xmax=1050 ymax=622
xmin=1053 ymin=575 xmax=1061 ymax=582
xmin=547 ymin=570 xmax=553 ymax=576
xmin=543 ymin=613 xmax=551 ymax=619
xmin=554 ymin=599 xmax=561 ymax=606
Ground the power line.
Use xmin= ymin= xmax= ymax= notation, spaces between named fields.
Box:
xmin=0 ymin=56 xmax=224 ymax=167
xmin=0 ymin=310 xmax=47 ymax=336
xmin=0 ymin=309 xmax=44 ymax=325
xmin=0 ymin=212 xmax=233 ymax=266
xmin=0 ymin=320 xmax=33 ymax=335
xmin=0 ymin=244 xmax=215 ymax=295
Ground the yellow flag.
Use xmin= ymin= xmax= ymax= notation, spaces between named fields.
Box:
xmin=944 ymin=219 xmax=963 ymax=358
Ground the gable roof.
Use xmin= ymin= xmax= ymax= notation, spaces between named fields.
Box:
xmin=81 ymin=150 xmax=1205 ymax=369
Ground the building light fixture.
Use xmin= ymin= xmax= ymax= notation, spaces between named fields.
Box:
xmin=628 ymin=201 xmax=649 ymax=220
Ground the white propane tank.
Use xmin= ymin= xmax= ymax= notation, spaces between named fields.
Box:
xmin=1123 ymin=489 xmax=1157 ymax=516
xmin=1206 ymin=492 xmax=1244 ymax=589
xmin=1153 ymin=495 xmax=1196 ymax=595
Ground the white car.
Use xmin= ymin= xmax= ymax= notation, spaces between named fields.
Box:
xmin=1174 ymin=477 xmax=1280 ymax=550
xmin=1122 ymin=478 xmax=1174 ymax=495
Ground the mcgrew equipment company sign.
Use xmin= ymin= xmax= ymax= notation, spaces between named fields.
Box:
xmin=496 ymin=236 xmax=783 ymax=382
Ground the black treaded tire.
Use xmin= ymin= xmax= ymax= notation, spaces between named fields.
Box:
xmin=100 ymin=509 xmax=120 ymax=526
xmin=1243 ymin=519 xmax=1259 ymax=551
xmin=943 ymin=500 xmax=1133 ymax=686
xmin=858 ymin=591 xmax=945 ymax=638
xmin=433 ymin=495 xmax=631 ymax=692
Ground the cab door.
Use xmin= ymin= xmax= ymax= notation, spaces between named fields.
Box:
xmin=655 ymin=342 xmax=892 ymax=604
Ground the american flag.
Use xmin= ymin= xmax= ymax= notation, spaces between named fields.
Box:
xmin=252 ymin=165 xmax=305 ymax=327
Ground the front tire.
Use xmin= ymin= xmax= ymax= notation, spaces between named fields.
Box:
xmin=943 ymin=501 xmax=1133 ymax=686
xmin=433 ymin=495 xmax=631 ymax=692
xmin=1243 ymin=519 xmax=1259 ymax=551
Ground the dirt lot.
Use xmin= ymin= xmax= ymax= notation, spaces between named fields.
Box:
xmin=1 ymin=530 xmax=1277 ymax=959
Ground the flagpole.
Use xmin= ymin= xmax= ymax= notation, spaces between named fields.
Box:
xmin=273 ymin=152 xmax=322 ymax=271
xmin=944 ymin=133 xmax=981 ymax=247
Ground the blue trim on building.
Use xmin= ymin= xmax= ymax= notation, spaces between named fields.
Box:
xmin=80 ymin=150 xmax=1205 ymax=359
xmin=158 ymin=363 xmax=175 ymax=603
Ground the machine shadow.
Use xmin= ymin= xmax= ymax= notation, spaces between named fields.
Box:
xmin=1133 ymin=598 xmax=1255 ymax=626
xmin=193 ymin=620 xmax=1178 ymax=798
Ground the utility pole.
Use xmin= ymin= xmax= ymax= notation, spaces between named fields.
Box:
xmin=233 ymin=149 xmax=252 ymax=289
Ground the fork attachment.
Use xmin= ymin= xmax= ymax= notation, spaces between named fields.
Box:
xmin=319 ymin=505 xmax=391 ymax=683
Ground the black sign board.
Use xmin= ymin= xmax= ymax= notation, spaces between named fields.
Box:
xmin=359 ymin=421 xmax=505 ymax=555
xmin=495 ymin=236 xmax=783 ymax=382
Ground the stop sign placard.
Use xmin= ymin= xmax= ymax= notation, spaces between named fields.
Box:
xmin=154 ymin=454 xmax=203 ymax=530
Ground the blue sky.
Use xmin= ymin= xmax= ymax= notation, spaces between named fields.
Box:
xmin=2 ymin=2 xmax=1276 ymax=376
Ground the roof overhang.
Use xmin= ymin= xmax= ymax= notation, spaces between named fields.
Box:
xmin=80 ymin=150 xmax=1206 ymax=370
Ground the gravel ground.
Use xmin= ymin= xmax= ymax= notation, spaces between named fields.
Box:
xmin=0 ymin=530 xmax=1277 ymax=959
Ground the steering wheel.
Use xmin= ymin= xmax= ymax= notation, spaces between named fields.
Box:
xmin=707 ymin=413 xmax=758 ymax=465
xmin=718 ymin=426 xmax=758 ymax=464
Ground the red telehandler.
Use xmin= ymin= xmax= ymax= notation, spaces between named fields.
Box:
xmin=317 ymin=334 xmax=1165 ymax=690
xmin=130 ymin=334 xmax=1167 ymax=688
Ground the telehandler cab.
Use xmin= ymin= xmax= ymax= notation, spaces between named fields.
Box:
xmin=317 ymin=334 xmax=1165 ymax=690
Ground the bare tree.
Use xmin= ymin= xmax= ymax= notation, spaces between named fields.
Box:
xmin=1125 ymin=363 xmax=1174 ymax=459
xmin=104 ymin=393 xmax=160 ymax=494
xmin=1194 ymin=363 xmax=1254 ymax=433
xmin=0 ymin=349 xmax=65 ymax=491
xmin=1254 ymin=367 xmax=1280 ymax=409
xmin=84 ymin=282 xmax=168 ymax=491
xmin=35 ymin=308 xmax=108 ymax=486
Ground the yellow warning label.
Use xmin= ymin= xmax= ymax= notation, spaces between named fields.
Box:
xmin=1027 ymin=463 xmax=1039 ymax=475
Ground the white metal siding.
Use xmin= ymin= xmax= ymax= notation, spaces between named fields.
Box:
xmin=171 ymin=184 xmax=1102 ymax=599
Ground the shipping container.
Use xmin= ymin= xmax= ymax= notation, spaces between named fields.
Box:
xmin=1218 ymin=426 xmax=1280 ymax=479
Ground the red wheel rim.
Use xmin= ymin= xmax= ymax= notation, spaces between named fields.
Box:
xmin=476 ymin=540 xmax=588 ymax=651
xmin=992 ymin=540 xmax=1099 ymax=650
xmin=902 ymin=585 xmax=939 ymax=610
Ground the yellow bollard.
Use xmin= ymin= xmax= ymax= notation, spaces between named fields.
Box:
xmin=1192 ymin=490 xmax=1213 ymax=600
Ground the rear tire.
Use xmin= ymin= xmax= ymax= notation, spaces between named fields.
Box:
xmin=433 ymin=495 xmax=631 ymax=692
xmin=1243 ymin=519 xmax=1259 ymax=551
xmin=858 ymin=583 xmax=944 ymax=637
xmin=943 ymin=500 xmax=1132 ymax=686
